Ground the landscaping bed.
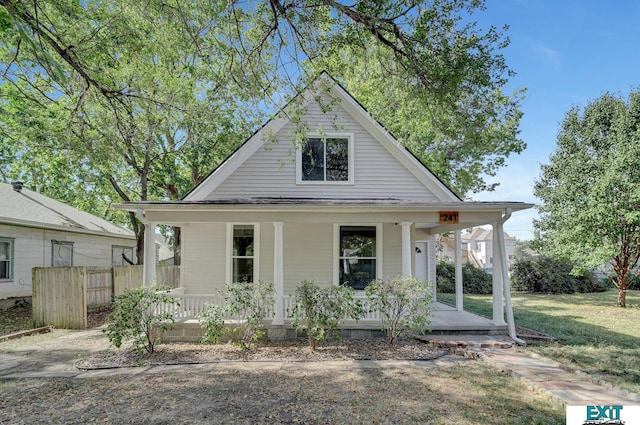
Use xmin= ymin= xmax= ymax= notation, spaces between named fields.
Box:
xmin=75 ymin=338 xmax=449 ymax=369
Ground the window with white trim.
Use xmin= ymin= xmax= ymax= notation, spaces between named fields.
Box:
xmin=0 ymin=238 xmax=14 ymax=280
xmin=232 ymin=225 xmax=255 ymax=283
xmin=339 ymin=226 xmax=376 ymax=290
xmin=298 ymin=135 xmax=353 ymax=183
xmin=51 ymin=240 xmax=73 ymax=267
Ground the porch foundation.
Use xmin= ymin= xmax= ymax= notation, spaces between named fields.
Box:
xmin=159 ymin=304 xmax=508 ymax=343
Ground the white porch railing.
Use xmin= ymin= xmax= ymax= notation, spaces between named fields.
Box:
xmin=159 ymin=292 xmax=388 ymax=322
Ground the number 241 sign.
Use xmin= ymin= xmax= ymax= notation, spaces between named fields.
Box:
xmin=439 ymin=211 xmax=459 ymax=224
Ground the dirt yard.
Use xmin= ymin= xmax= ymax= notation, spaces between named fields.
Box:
xmin=0 ymin=304 xmax=565 ymax=424
xmin=0 ymin=360 xmax=565 ymax=424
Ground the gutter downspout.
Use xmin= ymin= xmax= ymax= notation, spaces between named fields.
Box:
xmin=497 ymin=208 xmax=526 ymax=346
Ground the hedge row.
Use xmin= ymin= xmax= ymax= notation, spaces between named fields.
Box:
xmin=510 ymin=258 xmax=609 ymax=293
xmin=437 ymin=258 xmax=611 ymax=294
xmin=436 ymin=261 xmax=493 ymax=294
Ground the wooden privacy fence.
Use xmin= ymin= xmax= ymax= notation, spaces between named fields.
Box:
xmin=32 ymin=265 xmax=180 ymax=329
xmin=32 ymin=266 xmax=89 ymax=329
xmin=113 ymin=265 xmax=180 ymax=295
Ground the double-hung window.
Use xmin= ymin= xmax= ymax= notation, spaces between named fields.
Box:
xmin=51 ymin=240 xmax=73 ymax=267
xmin=298 ymin=135 xmax=353 ymax=184
xmin=230 ymin=224 xmax=258 ymax=283
xmin=0 ymin=238 xmax=14 ymax=280
xmin=339 ymin=226 xmax=377 ymax=290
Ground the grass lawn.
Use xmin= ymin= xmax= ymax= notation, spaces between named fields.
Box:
xmin=438 ymin=289 xmax=640 ymax=394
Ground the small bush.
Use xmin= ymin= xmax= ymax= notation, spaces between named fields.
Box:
xmin=436 ymin=261 xmax=493 ymax=294
xmin=197 ymin=281 xmax=275 ymax=350
xmin=103 ymin=285 xmax=179 ymax=354
xmin=365 ymin=277 xmax=433 ymax=347
xmin=223 ymin=281 xmax=275 ymax=350
xmin=290 ymin=280 xmax=364 ymax=351
xmin=510 ymin=258 xmax=603 ymax=293
xmin=198 ymin=303 xmax=225 ymax=344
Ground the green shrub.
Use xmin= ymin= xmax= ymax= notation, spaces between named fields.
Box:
xmin=223 ymin=281 xmax=275 ymax=350
xmin=436 ymin=261 xmax=493 ymax=294
xmin=103 ymin=285 xmax=179 ymax=354
xmin=290 ymin=280 xmax=364 ymax=351
xmin=198 ymin=303 xmax=225 ymax=344
xmin=365 ymin=277 xmax=433 ymax=347
xmin=197 ymin=281 xmax=275 ymax=349
xmin=510 ymin=258 xmax=604 ymax=293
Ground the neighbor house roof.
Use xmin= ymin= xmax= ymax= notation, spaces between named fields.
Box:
xmin=0 ymin=182 xmax=135 ymax=239
xmin=463 ymin=226 xmax=516 ymax=242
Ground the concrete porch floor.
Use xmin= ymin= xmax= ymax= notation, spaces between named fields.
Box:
xmin=162 ymin=302 xmax=507 ymax=342
xmin=428 ymin=302 xmax=507 ymax=334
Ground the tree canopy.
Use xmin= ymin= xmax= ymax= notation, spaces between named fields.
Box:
xmin=0 ymin=0 xmax=525 ymax=262
xmin=533 ymin=90 xmax=640 ymax=307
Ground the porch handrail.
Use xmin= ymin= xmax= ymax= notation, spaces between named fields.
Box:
xmin=160 ymin=292 xmax=430 ymax=322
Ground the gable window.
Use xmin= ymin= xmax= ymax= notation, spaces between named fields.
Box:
xmin=0 ymin=238 xmax=14 ymax=280
xmin=231 ymin=224 xmax=258 ymax=283
xmin=298 ymin=135 xmax=353 ymax=184
xmin=51 ymin=240 xmax=73 ymax=267
xmin=339 ymin=226 xmax=377 ymax=290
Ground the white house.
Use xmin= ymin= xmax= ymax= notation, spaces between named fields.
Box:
xmin=116 ymin=73 xmax=532 ymax=340
xmin=0 ymin=181 xmax=136 ymax=301
xmin=438 ymin=227 xmax=517 ymax=271
xmin=463 ymin=227 xmax=517 ymax=271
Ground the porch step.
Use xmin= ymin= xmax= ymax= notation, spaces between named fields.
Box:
xmin=415 ymin=334 xmax=514 ymax=350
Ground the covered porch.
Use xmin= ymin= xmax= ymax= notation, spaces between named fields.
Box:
xmin=121 ymin=199 xmax=532 ymax=341
xmin=158 ymin=297 xmax=504 ymax=342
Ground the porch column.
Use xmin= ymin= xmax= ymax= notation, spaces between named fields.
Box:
xmin=454 ymin=230 xmax=463 ymax=311
xmin=400 ymin=222 xmax=413 ymax=277
xmin=143 ymin=221 xmax=157 ymax=287
xmin=491 ymin=222 xmax=506 ymax=325
xmin=427 ymin=236 xmax=437 ymax=302
xmin=272 ymin=222 xmax=284 ymax=325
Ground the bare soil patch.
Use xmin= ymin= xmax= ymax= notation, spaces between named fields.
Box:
xmin=0 ymin=303 xmax=110 ymax=337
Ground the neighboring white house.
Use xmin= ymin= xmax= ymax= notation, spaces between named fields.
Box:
xmin=116 ymin=72 xmax=533 ymax=339
xmin=462 ymin=227 xmax=517 ymax=271
xmin=0 ymin=181 xmax=136 ymax=301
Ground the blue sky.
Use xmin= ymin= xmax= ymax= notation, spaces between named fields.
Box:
xmin=470 ymin=0 xmax=640 ymax=240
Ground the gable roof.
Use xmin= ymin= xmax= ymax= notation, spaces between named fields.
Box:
xmin=183 ymin=71 xmax=461 ymax=203
xmin=463 ymin=226 xmax=516 ymax=242
xmin=0 ymin=182 xmax=134 ymax=239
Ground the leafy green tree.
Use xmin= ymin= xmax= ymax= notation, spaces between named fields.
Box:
xmin=1 ymin=0 xmax=525 ymax=258
xmin=534 ymin=90 xmax=640 ymax=307
xmin=0 ymin=1 xmax=262 ymax=262
xmin=310 ymin=39 xmax=525 ymax=196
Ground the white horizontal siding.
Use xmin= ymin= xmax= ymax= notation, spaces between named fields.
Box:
xmin=382 ymin=223 xmax=403 ymax=279
xmin=282 ymin=223 xmax=333 ymax=293
xmin=0 ymin=224 xmax=135 ymax=300
xmin=181 ymin=224 xmax=226 ymax=294
xmin=259 ymin=224 xmax=274 ymax=285
xmin=208 ymin=94 xmax=438 ymax=201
